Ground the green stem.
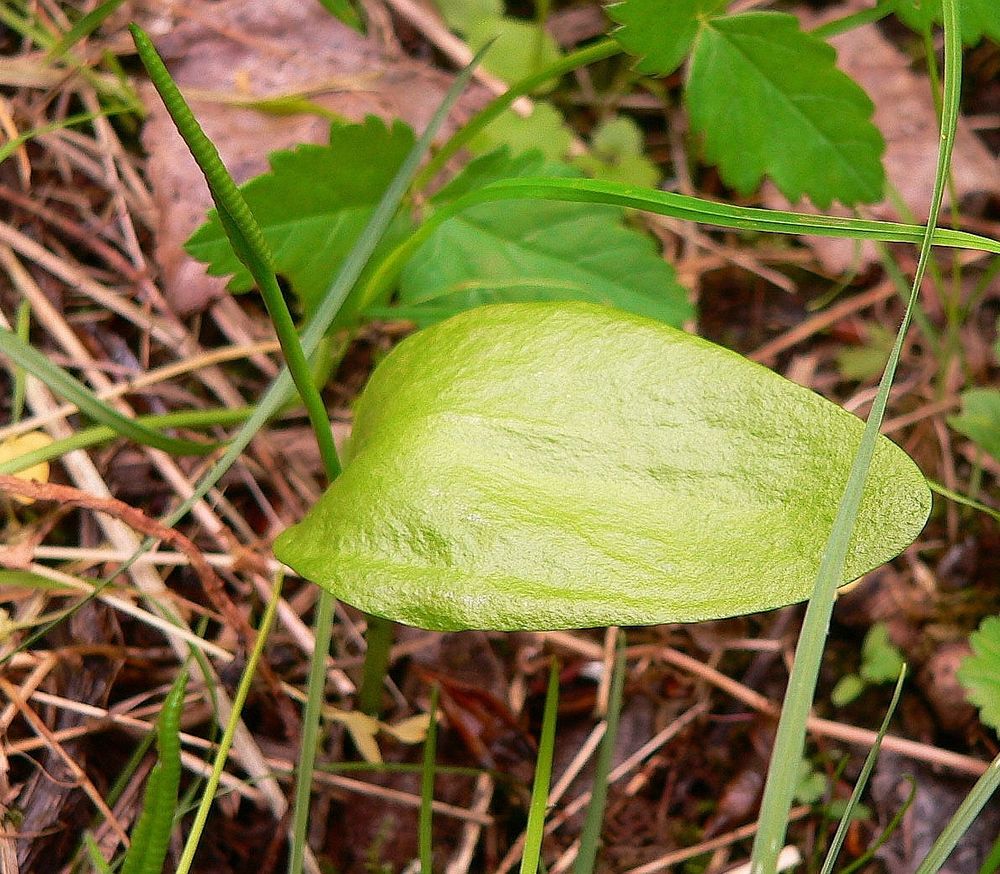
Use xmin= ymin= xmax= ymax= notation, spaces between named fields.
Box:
xmin=358 ymin=614 xmax=394 ymax=715
xmin=130 ymin=25 xmax=341 ymax=481
xmin=810 ymin=0 xmax=897 ymax=39
xmin=288 ymin=588 xmax=336 ymax=874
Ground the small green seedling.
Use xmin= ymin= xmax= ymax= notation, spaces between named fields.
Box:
xmin=274 ymin=301 xmax=930 ymax=631
xmin=831 ymin=623 xmax=905 ymax=707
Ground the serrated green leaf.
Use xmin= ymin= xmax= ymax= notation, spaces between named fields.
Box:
xmin=957 ymin=616 xmax=1000 ymax=731
xmin=434 ymin=0 xmax=502 ymax=35
xmin=895 ymin=0 xmax=1000 ymax=45
xmin=468 ymin=16 xmax=563 ymax=91
xmin=607 ymin=0 xmax=729 ymax=75
xmin=469 ymin=102 xmax=573 ymax=161
xmin=395 ymin=150 xmax=691 ymax=326
xmin=273 ymin=301 xmax=931 ymax=632
xmin=686 ymin=13 xmax=885 ymax=207
xmin=575 ymin=116 xmax=661 ymax=188
xmin=859 ymin=622 xmax=904 ymax=684
xmin=185 ymin=117 xmax=415 ymax=314
xmin=948 ymin=389 xmax=1000 ymax=461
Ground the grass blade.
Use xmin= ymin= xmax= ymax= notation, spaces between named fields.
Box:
xmin=0 ymin=407 xmax=252 ymax=476
xmin=175 ymin=574 xmax=283 ymax=874
xmin=927 ymin=480 xmax=1000 ymax=524
xmin=520 ymin=659 xmax=560 ymax=874
xmin=419 ymin=684 xmax=440 ymax=873
xmin=750 ymin=0 xmax=963 ymax=870
xmin=0 ymin=327 xmax=216 ymax=457
xmin=574 ymin=631 xmax=626 ymax=874
xmin=914 ymin=753 xmax=1000 ymax=874
xmin=819 ymin=666 xmax=907 ymax=874
xmin=48 ymin=0 xmax=126 ymax=59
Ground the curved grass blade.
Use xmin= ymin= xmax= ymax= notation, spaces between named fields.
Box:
xmin=130 ymin=23 xmax=341 ymax=482
xmin=838 ymin=777 xmax=917 ymax=874
xmin=445 ymin=178 xmax=998 ymax=251
xmin=521 ymin=659 xmax=560 ymax=874
xmin=121 ymin=667 xmax=188 ymax=874
xmin=175 ymin=575 xmax=283 ymax=874
xmin=927 ymin=480 xmax=1000 ymax=524
xmin=355 ymin=176 xmax=998 ymax=314
xmin=750 ymin=0 xmax=963 ymax=869
xmin=419 ymin=684 xmax=440 ymax=873
xmin=574 ymin=632 xmax=626 ymax=874
xmin=0 ymin=407 xmax=252 ymax=476
xmin=0 ymin=111 xmax=126 ymax=166
xmin=48 ymin=0 xmax=126 ymax=59
xmin=913 ymin=753 xmax=1000 ymax=874
xmin=0 ymin=327 xmax=216 ymax=457
xmin=819 ymin=665 xmax=906 ymax=874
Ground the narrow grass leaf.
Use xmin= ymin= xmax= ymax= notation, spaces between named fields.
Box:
xmin=419 ymin=684 xmax=440 ymax=873
xmin=838 ymin=777 xmax=917 ymax=874
xmin=121 ymin=668 xmax=188 ymax=874
xmin=47 ymin=0 xmax=126 ymax=58
xmin=0 ymin=407 xmax=252 ymax=476
xmin=927 ymin=480 xmax=1000 ymax=524
xmin=750 ymin=0 xmax=963 ymax=869
xmin=0 ymin=327 xmax=215 ymax=457
xmin=84 ymin=833 xmax=115 ymax=874
xmin=819 ymin=666 xmax=906 ymax=874
xmin=913 ymin=753 xmax=1000 ymax=874
xmin=574 ymin=632 xmax=626 ymax=874
xmin=521 ymin=660 xmax=560 ymax=874
xmin=176 ymin=576 xmax=283 ymax=874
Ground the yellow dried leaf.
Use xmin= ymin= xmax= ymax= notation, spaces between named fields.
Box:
xmin=0 ymin=432 xmax=53 ymax=504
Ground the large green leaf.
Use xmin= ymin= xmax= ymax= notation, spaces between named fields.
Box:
xmin=392 ymin=150 xmax=692 ymax=327
xmin=686 ymin=13 xmax=885 ymax=207
xmin=608 ymin=1 xmax=885 ymax=207
xmin=185 ymin=117 xmax=414 ymax=314
xmin=274 ymin=302 xmax=930 ymax=631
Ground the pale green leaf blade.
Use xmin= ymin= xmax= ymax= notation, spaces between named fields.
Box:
xmin=274 ymin=301 xmax=931 ymax=632
xmin=434 ymin=0 xmax=502 ymax=35
xmin=957 ymin=616 xmax=1000 ymax=732
xmin=895 ymin=0 xmax=1000 ymax=45
xmin=607 ymin=0 xmax=728 ymax=75
xmin=687 ymin=12 xmax=885 ymax=207
xmin=469 ymin=102 xmax=573 ymax=161
xmin=185 ymin=117 xmax=415 ymax=313
xmin=948 ymin=388 xmax=1000 ymax=461
xmin=467 ymin=16 xmax=563 ymax=91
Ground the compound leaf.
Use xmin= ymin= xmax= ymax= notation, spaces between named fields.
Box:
xmin=274 ymin=302 xmax=930 ymax=631
xmin=186 ymin=116 xmax=415 ymax=314
xmin=393 ymin=150 xmax=691 ymax=327
xmin=957 ymin=616 xmax=1000 ymax=732
xmin=686 ymin=12 xmax=885 ymax=207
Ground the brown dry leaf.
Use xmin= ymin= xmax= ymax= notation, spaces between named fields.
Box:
xmin=764 ymin=2 xmax=1000 ymax=274
xmin=138 ymin=0 xmax=484 ymax=314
